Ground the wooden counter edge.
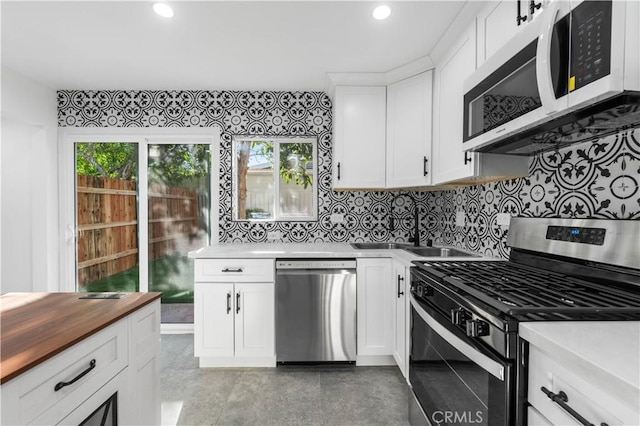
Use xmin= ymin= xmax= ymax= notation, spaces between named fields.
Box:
xmin=0 ymin=292 xmax=163 ymax=384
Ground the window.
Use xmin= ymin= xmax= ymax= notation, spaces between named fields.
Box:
xmin=233 ymin=136 xmax=317 ymax=221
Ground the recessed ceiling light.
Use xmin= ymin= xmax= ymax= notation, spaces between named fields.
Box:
xmin=372 ymin=5 xmax=391 ymax=21
xmin=153 ymin=3 xmax=174 ymax=18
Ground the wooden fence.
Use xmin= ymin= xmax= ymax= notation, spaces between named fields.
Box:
xmin=77 ymin=175 xmax=199 ymax=287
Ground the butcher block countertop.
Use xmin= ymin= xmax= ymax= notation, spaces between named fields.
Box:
xmin=0 ymin=292 xmax=162 ymax=384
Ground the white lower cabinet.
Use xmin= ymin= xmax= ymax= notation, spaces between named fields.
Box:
xmin=1 ymin=300 xmax=161 ymax=426
xmin=526 ymin=344 xmax=634 ymax=425
xmin=392 ymin=261 xmax=409 ymax=378
xmin=194 ymin=259 xmax=275 ymax=367
xmin=356 ymin=258 xmax=395 ymax=365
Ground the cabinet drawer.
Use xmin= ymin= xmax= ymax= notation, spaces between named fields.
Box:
xmin=195 ymin=259 xmax=274 ymax=282
xmin=527 ymin=345 xmax=630 ymax=425
xmin=1 ymin=320 xmax=128 ymax=425
xmin=527 ymin=406 xmax=552 ymax=426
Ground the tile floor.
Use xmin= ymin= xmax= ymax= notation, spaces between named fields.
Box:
xmin=160 ymin=334 xmax=411 ymax=425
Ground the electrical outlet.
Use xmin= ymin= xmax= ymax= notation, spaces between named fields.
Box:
xmin=455 ymin=211 xmax=465 ymax=227
xmin=330 ymin=214 xmax=344 ymax=223
xmin=496 ymin=213 xmax=511 ymax=227
xmin=267 ymin=231 xmax=281 ymax=240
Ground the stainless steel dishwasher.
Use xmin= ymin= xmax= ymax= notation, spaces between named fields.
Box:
xmin=275 ymin=259 xmax=356 ymax=363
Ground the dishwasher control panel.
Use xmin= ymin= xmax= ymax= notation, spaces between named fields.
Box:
xmin=276 ymin=259 xmax=356 ymax=269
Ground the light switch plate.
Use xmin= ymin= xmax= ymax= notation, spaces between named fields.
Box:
xmin=496 ymin=213 xmax=511 ymax=227
xmin=455 ymin=211 xmax=465 ymax=227
xmin=330 ymin=214 xmax=344 ymax=223
xmin=267 ymin=231 xmax=281 ymax=240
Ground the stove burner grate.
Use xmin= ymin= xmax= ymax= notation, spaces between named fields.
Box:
xmin=417 ymin=260 xmax=640 ymax=320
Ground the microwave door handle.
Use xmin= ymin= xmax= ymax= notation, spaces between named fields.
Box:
xmin=536 ymin=0 xmax=562 ymax=115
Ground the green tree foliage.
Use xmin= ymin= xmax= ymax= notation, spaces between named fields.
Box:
xmin=148 ymin=144 xmax=210 ymax=186
xmin=76 ymin=143 xmax=210 ymax=185
xmin=252 ymin=141 xmax=313 ymax=188
xmin=76 ymin=142 xmax=137 ymax=180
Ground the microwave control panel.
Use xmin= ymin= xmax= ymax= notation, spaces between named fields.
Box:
xmin=570 ymin=0 xmax=612 ymax=91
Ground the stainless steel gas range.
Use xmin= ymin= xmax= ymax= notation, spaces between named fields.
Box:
xmin=408 ymin=218 xmax=640 ymax=426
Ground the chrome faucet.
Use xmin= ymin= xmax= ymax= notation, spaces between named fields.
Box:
xmin=389 ymin=193 xmax=420 ymax=247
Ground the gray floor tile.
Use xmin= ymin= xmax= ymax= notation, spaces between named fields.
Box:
xmin=161 ymin=335 xmax=410 ymax=426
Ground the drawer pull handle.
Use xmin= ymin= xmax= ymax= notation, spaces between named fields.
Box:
xmin=540 ymin=387 xmax=608 ymax=426
xmin=222 ymin=268 xmax=243 ymax=273
xmin=55 ymin=359 xmax=96 ymax=392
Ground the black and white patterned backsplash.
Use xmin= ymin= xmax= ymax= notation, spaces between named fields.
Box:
xmin=58 ymin=90 xmax=640 ymax=258
xmin=430 ymin=129 xmax=640 ymax=258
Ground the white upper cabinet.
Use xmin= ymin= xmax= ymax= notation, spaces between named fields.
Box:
xmin=386 ymin=71 xmax=433 ymax=188
xmin=332 ymin=85 xmax=387 ymax=190
xmin=432 ymin=21 xmax=478 ymax=184
xmin=477 ymin=0 xmax=548 ymax=66
xmin=431 ymin=5 xmax=528 ymax=185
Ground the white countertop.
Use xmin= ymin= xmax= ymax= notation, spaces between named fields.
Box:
xmin=187 ymin=242 xmax=493 ymax=265
xmin=520 ymin=321 xmax=640 ymax=394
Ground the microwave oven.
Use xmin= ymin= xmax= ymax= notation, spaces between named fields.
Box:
xmin=463 ymin=0 xmax=640 ymax=156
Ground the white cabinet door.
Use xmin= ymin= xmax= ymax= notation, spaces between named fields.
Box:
xmin=432 ymin=22 xmax=477 ymax=185
xmin=477 ymin=1 xmax=524 ymax=65
xmin=333 ymin=86 xmax=387 ymax=189
xmin=477 ymin=0 xmax=547 ymax=66
xmin=194 ymin=282 xmax=234 ymax=358
xmin=234 ymin=282 xmax=275 ymax=358
xmin=386 ymin=71 xmax=433 ymax=188
xmin=357 ymin=258 xmax=393 ymax=357
xmin=392 ymin=262 xmax=409 ymax=378
xmin=128 ymin=300 xmax=161 ymax=426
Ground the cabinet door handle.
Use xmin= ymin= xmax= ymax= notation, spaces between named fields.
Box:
xmin=423 ymin=156 xmax=429 ymax=176
xmin=464 ymin=152 xmax=472 ymax=165
xmin=397 ymin=275 xmax=405 ymax=298
xmin=540 ymin=387 xmax=608 ymax=426
xmin=236 ymin=292 xmax=241 ymax=314
xmin=227 ymin=292 xmax=232 ymax=314
xmin=337 ymin=162 xmax=341 ymax=181
xmin=222 ymin=267 xmax=243 ymax=273
xmin=517 ymin=0 xmax=527 ymax=25
xmin=55 ymin=359 xmax=96 ymax=391
xmin=529 ymin=0 xmax=541 ymax=16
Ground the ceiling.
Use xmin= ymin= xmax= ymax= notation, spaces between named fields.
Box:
xmin=1 ymin=1 xmax=466 ymax=92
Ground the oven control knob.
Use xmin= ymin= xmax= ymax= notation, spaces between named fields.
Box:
xmin=450 ymin=308 xmax=470 ymax=326
xmin=466 ymin=319 xmax=490 ymax=338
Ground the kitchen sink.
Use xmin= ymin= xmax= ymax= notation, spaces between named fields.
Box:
xmin=350 ymin=242 xmax=414 ymax=250
xmin=403 ymin=247 xmax=478 ymax=257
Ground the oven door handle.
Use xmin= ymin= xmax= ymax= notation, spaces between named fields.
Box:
xmin=410 ymin=295 xmax=505 ymax=381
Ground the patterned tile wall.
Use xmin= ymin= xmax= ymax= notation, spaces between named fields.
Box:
xmin=57 ymin=90 xmax=640 ymax=256
xmin=430 ymin=129 xmax=640 ymax=258
xmin=57 ymin=90 xmax=430 ymax=244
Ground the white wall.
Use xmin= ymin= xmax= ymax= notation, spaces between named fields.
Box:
xmin=1 ymin=67 xmax=58 ymax=292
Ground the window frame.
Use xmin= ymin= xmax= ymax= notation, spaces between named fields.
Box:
xmin=232 ymin=136 xmax=318 ymax=222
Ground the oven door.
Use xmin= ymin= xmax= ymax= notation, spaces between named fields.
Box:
xmin=409 ymin=295 xmax=514 ymax=426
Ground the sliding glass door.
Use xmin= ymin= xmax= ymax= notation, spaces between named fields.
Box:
xmin=147 ymin=143 xmax=211 ymax=323
xmin=75 ymin=142 xmax=140 ymax=293
xmin=62 ymin=129 xmax=218 ymax=327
